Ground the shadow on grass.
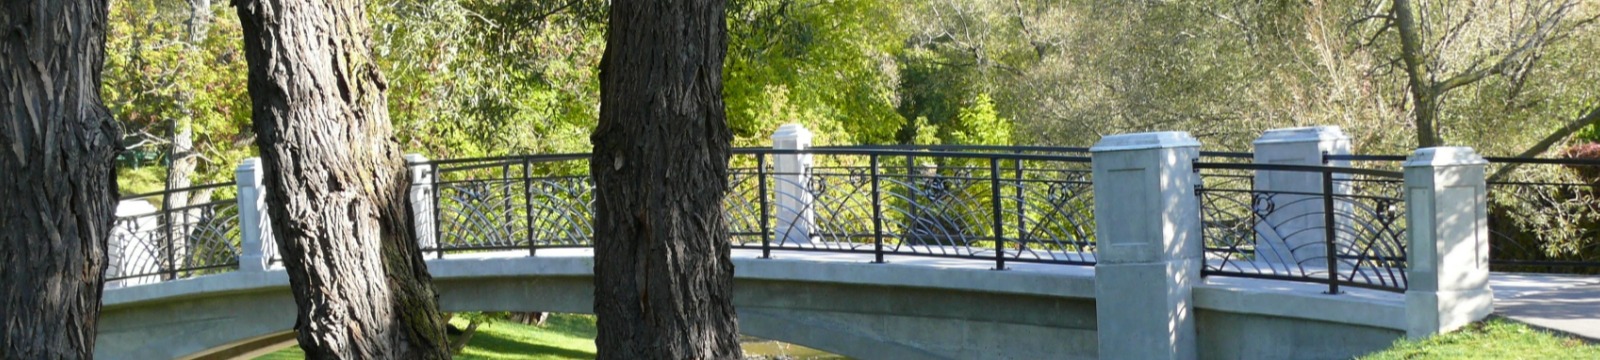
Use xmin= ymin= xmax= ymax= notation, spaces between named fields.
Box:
xmin=466 ymin=340 xmax=597 ymax=360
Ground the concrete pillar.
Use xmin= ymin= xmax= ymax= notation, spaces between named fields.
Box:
xmin=1403 ymin=147 xmax=1492 ymax=339
xmin=1091 ymin=131 xmax=1202 ymax=360
xmin=236 ymin=158 xmax=276 ymax=272
xmin=1251 ymin=126 xmax=1352 ymax=265
xmin=771 ymin=124 xmax=815 ymax=245
xmin=406 ymin=154 xmax=438 ymax=256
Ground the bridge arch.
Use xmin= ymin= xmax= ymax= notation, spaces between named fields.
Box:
xmin=98 ymin=252 xmax=1102 ymax=360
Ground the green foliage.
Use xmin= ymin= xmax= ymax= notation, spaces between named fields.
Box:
xmin=454 ymin=311 xmax=511 ymax=326
xmin=909 ymin=117 xmax=940 ymax=146
xmin=116 ymin=167 xmax=167 ymax=197
xmin=945 ymin=94 xmax=1012 ymax=146
xmin=726 ymin=0 xmax=907 ymax=146
xmin=101 ymin=0 xmax=1600 ymax=257
xmin=372 ymin=0 xmax=605 ymax=159
xmin=1362 ymin=319 xmax=1600 ymax=359
xmin=103 ymin=0 xmax=255 ymax=189
xmin=1487 ymin=162 xmax=1600 ymax=265
xmin=1577 ymin=126 xmax=1600 ymax=143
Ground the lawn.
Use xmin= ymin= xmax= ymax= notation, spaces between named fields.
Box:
xmin=1361 ymin=318 xmax=1600 ymax=359
xmin=257 ymin=316 xmax=1593 ymax=359
xmin=255 ymin=313 xmax=597 ymax=360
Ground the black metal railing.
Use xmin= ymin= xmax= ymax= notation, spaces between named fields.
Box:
xmin=109 ymin=182 xmax=242 ymax=281
xmin=420 ymin=148 xmax=1099 ymax=268
xmin=103 ymin=146 xmax=1600 ymax=288
xmin=423 ymin=153 xmax=593 ymax=255
xmin=1195 ymin=161 xmax=1408 ymax=293
xmin=1327 ymin=153 xmax=1600 ymax=274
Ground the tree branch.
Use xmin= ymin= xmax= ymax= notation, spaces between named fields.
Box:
xmin=1431 ymin=62 xmax=1497 ymax=94
xmin=1435 ymin=0 xmax=1575 ymax=95
xmin=1491 ymin=106 xmax=1600 ymax=181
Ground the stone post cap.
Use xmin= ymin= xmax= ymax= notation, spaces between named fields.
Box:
xmin=403 ymin=153 xmax=432 ymax=182
xmin=1405 ymin=147 xmax=1488 ymax=167
xmin=234 ymin=157 xmax=262 ymax=185
xmin=1253 ymin=126 xmax=1348 ymax=145
xmin=1089 ymin=131 xmax=1199 ymax=152
xmin=116 ymin=199 xmax=157 ymax=217
xmin=772 ymin=123 xmax=813 ymax=141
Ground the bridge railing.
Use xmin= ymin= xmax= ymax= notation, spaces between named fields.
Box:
xmin=109 ymin=182 xmax=242 ymax=286
xmin=1194 ymin=161 xmax=1409 ymax=293
xmin=102 ymin=124 xmax=1498 ymax=314
xmin=417 ymin=153 xmax=593 ymax=254
xmin=1328 ymin=153 xmax=1600 ymax=275
xmin=412 ymin=147 xmax=1101 ymax=269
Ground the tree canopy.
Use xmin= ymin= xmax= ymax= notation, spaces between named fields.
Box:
xmin=101 ymin=0 xmax=1600 ymax=269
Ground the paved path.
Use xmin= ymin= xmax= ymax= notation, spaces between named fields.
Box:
xmin=1492 ymin=273 xmax=1600 ymax=341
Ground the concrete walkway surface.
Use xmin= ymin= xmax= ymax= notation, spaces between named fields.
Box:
xmin=1492 ymin=273 xmax=1600 ymax=341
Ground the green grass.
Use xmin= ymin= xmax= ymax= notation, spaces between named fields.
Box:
xmin=1361 ymin=318 xmax=1600 ymax=359
xmin=254 ymin=314 xmax=597 ymax=360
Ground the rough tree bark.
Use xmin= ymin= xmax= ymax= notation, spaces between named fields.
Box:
xmin=590 ymin=0 xmax=742 ymax=358
xmin=232 ymin=0 xmax=450 ymax=357
xmin=0 ymin=0 xmax=121 ymax=358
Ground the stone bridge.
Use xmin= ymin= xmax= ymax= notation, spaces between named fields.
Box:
xmin=100 ymin=127 xmax=1510 ymax=359
xmin=100 ymin=249 xmax=1428 ymax=360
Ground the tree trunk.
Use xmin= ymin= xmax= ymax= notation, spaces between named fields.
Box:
xmin=232 ymin=0 xmax=451 ymax=358
xmin=590 ymin=0 xmax=742 ymax=359
xmin=449 ymin=320 xmax=480 ymax=354
xmin=1393 ymin=0 xmax=1440 ymax=148
xmin=0 ymin=0 xmax=121 ymax=358
xmin=185 ymin=0 xmax=212 ymax=44
xmin=164 ymin=121 xmax=195 ymax=277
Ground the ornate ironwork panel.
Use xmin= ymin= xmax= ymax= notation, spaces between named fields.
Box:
xmin=724 ymin=165 xmax=766 ymax=245
xmin=109 ymin=184 xmax=242 ymax=281
xmin=433 ymin=158 xmax=595 ymax=252
xmin=999 ymin=159 xmax=1096 ymax=264
xmin=1486 ymin=161 xmax=1600 ymax=274
xmin=1198 ymin=165 xmax=1408 ymax=292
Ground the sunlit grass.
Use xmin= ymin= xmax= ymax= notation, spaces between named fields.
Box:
xmin=254 ymin=313 xmax=597 ymax=360
xmin=454 ymin=314 xmax=597 ymax=360
xmin=1361 ymin=318 xmax=1599 ymax=359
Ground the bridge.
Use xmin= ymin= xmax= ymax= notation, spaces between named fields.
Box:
xmin=99 ymin=126 xmax=1596 ymax=359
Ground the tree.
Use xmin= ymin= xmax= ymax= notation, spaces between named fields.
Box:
xmin=0 ymin=0 xmax=120 ymax=357
xmin=725 ymin=0 xmax=906 ymax=146
xmin=374 ymin=0 xmax=608 ymax=159
xmin=590 ymin=0 xmax=742 ymax=358
xmin=103 ymin=0 xmax=254 ymax=193
xmin=232 ymin=0 xmax=450 ymax=357
xmin=1388 ymin=0 xmax=1598 ymax=148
